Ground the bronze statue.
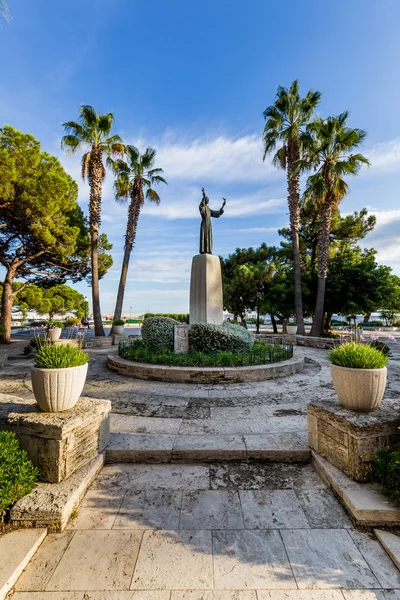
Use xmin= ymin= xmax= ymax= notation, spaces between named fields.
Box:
xmin=199 ymin=188 xmax=226 ymax=254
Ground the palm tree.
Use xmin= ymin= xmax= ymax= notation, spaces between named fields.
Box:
xmin=0 ymin=1 xmax=9 ymax=21
xmin=262 ymin=80 xmax=321 ymax=335
xmin=110 ymin=145 xmax=167 ymax=331
xmin=61 ymin=105 xmax=124 ymax=336
xmin=299 ymin=112 xmax=369 ymax=336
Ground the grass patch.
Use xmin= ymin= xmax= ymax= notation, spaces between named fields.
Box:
xmin=34 ymin=344 xmax=89 ymax=369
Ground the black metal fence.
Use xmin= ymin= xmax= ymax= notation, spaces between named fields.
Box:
xmin=118 ymin=340 xmax=293 ymax=368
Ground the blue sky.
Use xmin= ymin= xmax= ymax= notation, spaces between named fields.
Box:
xmin=1 ymin=0 xmax=400 ymax=314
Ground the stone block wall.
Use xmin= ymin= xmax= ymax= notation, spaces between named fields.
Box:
xmin=308 ymin=400 xmax=400 ymax=482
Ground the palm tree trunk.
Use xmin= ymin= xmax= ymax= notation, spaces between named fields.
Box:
xmin=287 ymin=140 xmax=305 ymax=336
xmin=111 ymin=190 xmax=141 ymax=333
xmin=89 ymin=147 xmax=105 ymax=337
xmin=310 ymin=202 xmax=333 ymax=337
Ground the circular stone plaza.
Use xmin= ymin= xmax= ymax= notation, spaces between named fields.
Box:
xmin=2 ymin=335 xmax=400 ymax=598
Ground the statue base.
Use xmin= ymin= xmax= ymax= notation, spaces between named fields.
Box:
xmin=189 ymin=254 xmax=223 ymax=326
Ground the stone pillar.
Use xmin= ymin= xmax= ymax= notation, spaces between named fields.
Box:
xmin=189 ymin=254 xmax=223 ymax=325
xmin=174 ymin=324 xmax=189 ymax=354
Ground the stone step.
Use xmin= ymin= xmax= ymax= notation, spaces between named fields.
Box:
xmin=313 ymin=450 xmax=400 ymax=526
xmin=0 ymin=528 xmax=46 ymax=599
xmin=105 ymin=432 xmax=310 ymax=463
xmin=375 ymin=529 xmax=400 ymax=570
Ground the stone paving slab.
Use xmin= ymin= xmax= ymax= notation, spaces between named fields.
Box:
xmin=0 ymin=528 xmax=46 ymax=600
xmin=281 ymin=528 xmax=380 ymax=589
xmin=350 ymin=530 xmax=400 ymax=588
xmin=131 ymin=530 xmax=213 ymax=590
xmin=375 ymin=530 xmax=400 ymax=571
xmin=180 ymin=490 xmax=244 ymax=530
xmin=239 ymin=490 xmax=309 ymax=529
xmin=113 ymin=490 xmax=182 ymax=530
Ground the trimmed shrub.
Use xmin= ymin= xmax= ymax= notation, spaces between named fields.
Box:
xmin=369 ymin=340 xmax=391 ymax=356
xmin=141 ymin=316 xmax=179 ymax=352
xmin=34 ymin=344 xmax=89 ymax=369
xmin=329 ymin=342 xmax=388 ymax=369
xmin=66 ymin=317 xmax=80 ymax=326
xmin=372 ymin=446 xmax=400 ymax=505
xmin=0 ymin=431 xmax=39 ymax=520
xmin=143 ymin=312 xmax=189 ymax=324
xmin=113 ymin=319 xmax=125 ymax=326
xmin=189 ymin=322 xmax=255 ymax=353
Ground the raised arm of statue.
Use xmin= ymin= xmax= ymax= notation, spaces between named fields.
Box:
xmin=210 ymin=198 xmax=226 ymax=218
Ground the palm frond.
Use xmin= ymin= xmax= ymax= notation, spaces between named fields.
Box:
xmin=81 ymin=152 xmax=91 ymax=180
xmin=61 ymin=134 xmax=82 ymax=154
xmin=62 ymin=121 xmax=86 ymax=138
xmin=150 ymin=174 xmax=167 ymax=185
xmin=98 ymin=113 xmax=114 ymax=136
xmin=146 ymin=188 xmax=161 ymax=204
xmin=79 ymin=105 xmax=98 ymax=130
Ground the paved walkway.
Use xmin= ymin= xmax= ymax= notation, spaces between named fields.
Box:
xmin=10 ymin=461 xmax=400 ymax=598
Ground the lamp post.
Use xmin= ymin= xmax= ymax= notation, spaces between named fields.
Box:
xmin=130 ymin=306 xmax=132 ymax=321
xmin=84 ymin=296 xmax=88 ymax=320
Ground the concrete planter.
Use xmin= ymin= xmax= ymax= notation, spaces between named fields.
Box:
xmin=48 ymin=327 xmax=62 ymax=342
xmin=112 ymin=325 xmax=125 ymax=335
xmin=31 ymin=363 xmax=88 ymax=412
xmin=330 ymin=364 xmax=387 ymax=413
xmin=286 ymin=326 xmax=298 ymax=335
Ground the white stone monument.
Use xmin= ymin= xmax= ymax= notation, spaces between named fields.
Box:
xmin=174 ymin=323 xmax=189 ymax=353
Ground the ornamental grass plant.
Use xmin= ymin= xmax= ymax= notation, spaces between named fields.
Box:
xmin=0 ymin=431 xmax=39 ymax=521
xmin=329 ymin=342 xmax=388 ymax=369
xmin=34 ymin=344 xmax=89 ymax=369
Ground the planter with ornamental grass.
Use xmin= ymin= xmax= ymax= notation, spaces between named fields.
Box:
xmin=31 ymin=344 xmax=89 ymax=412
xmin=328 ymin=342 xmax=388 ymax=412
xmin=286 ymin=322 xmax=298 ymax=335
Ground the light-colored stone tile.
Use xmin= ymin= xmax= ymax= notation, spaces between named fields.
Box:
xmin=113 ymin=490 xmax=181 ymax=529
xmin=16 ymin=532 xmax=74 ymax=591
xmin=80 ymin=592 xmax=170 ymax=600
xmin=344 ymin=486 xmax=400 ymax=524
xmin=374 ymin=529 xmax=400 ymax=571
xmin=349 ymin=529 xmax=400 ymax=588
xmin=12 ymin=593 xmax=84 ymax=600
xmin=171 ymin=593 xmax=256 ymax=600
xmin=179 ymin=416 xmax=305 ymax=436
xmin=0 ymin=528 xmax=47 ymax=599
xmin=131 ymin=530 xmax=213 ymax=590
xmin=180 ymin=490 xmax=244 ymax=529
xmin=257 ymin=592 xmax=344 ymax=600
xmin=281 ymin=528 xmax=380 ymax=589
xmin=47 ymin=530 xmax=143 ymax=591
xmin=172 ymin=435 xmax=246 ymax=461
xmin=212 ymin=529 xmax=296 ymax=589
xmin=110 ymin=414 xmax=182 ymax=435
xmin=94 ymin=464 xmax=210 ymax=491
xmin=66 ymin=489 xmax=125 ymax=530
xmin=295 ymin=489 xmax=352 ymax=528
xmin=239 ymin=490 xmax=308 ymax=529
xmin=244 ymin=433 xmax=309 ymax=461
xmin=342 ymin=591 xmax=389 ymax=600
xmin=106 ymin=433 xmax=175 ymax=462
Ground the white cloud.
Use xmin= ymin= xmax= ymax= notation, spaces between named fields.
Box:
xmin=368 ymin=139 xmax=400 ymax=173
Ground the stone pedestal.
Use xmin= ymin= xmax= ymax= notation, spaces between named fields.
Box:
xmin=308 ymin=399 xmax=400 ymax=482
xmin=174 ymin=324 xmax=189 ymax=354
xmin=0 ymin=394 xmax=111 ymax=483
xmin=189 ymin=254 xmax=223 ymax=325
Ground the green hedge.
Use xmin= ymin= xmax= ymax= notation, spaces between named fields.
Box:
xmin=141 ymin=316 xmax=179 ymax=352
xmin=189 ymin=322 xmax=254 ymax=353
xmin=143 ymin=312 xmax=189 ymax=324
xmin=0 ymin=431 xmax=39 ymax=521
xmin=373 ymin=447 xmax=400 ymax=505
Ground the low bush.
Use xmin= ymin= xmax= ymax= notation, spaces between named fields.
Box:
xmin=143 ymin=312 xmax=189 ymax=324
xmin=34 ymin=344 xmax=89 ymax=369
xmin=23 ymin=338 xmax=39 ymax=355
xmin=287 ymin=322 xmax=297 ymax=327
xmin=372 ymin=445 xmax=400 ymax=505
xmin=49 ymin=321 xmax=64 ymax=329
xmin=0 ymin=431 xmax=39 ymax=521
xmin=119 ymin=342 xmax=292 ymax=367
xmin=189 ymin=322 xmax=254 ymax=353
xmin=320 ymin=330 xmax=340 ymax=339
xmin=329 ymin=342 xmax=388 ymax=369
xmin=66 ymin=317 xmax=80 ymax=326
xmin=113 ymin=319 xmax=125 ymax=326
xmin=0 ymin=324 xmax=5 ymax=344
xmin=141 ymin=316 xmax=179 ymax=352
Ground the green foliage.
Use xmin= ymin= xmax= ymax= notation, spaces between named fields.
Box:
xmin=23 ymin=338 xmax=38 ymax=355
xmin=141 ymin=316 xmax=179 ymax=352
xmin=287 ymin=321 xmax=297 ymax=326
xmin=66 ymin=317 xmax=80 ymax=326
xmin=369 ymin=340 xmax=391 ymax=357
xmin=372 ymin=446 xmax=400 ymax=505
xmin=189 ymin=322 xmax=254 ymax=353
xmin=119 ymin=341 xmax=292 ymax=368
xmin=113 ymin=319 xmax=125 ymax=326
xmin=143 ymin=313 xmax=189 ymax=324
xmin=0 ymin=324 xmax=5 ymax=343
xmin=34 ymin=344 xmax=89 ymax=369
xmin=17 ymin=284 xmax=86 ymax=320
xmin=329 ymin=342 xmax=388 ymax=369
xmin=0 ymin=431 xmax=39 ymax=521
